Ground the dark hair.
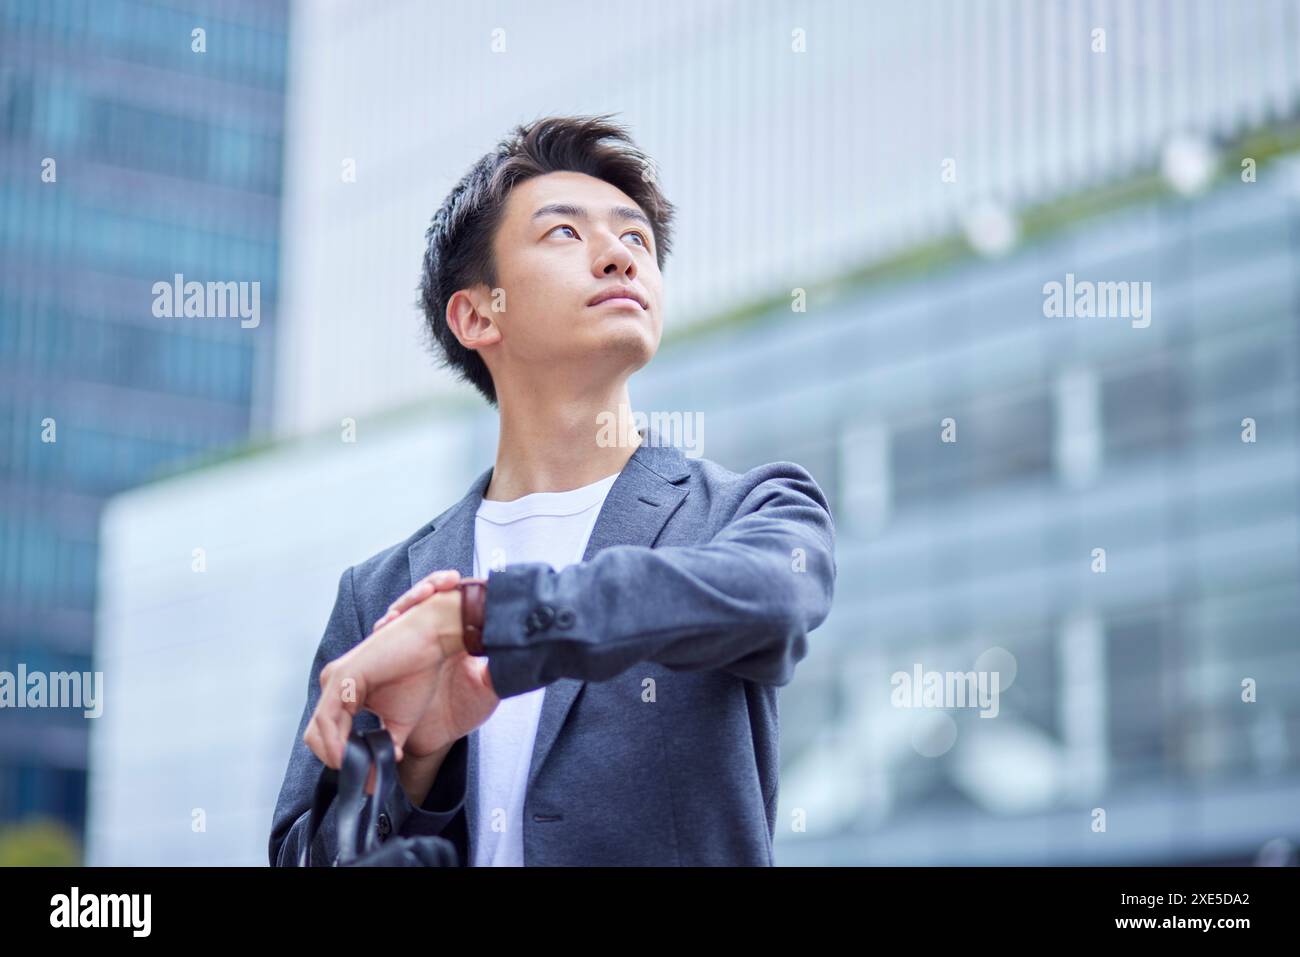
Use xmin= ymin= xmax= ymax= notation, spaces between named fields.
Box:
xmin=417 ymin=113 xmax=676 ymax=407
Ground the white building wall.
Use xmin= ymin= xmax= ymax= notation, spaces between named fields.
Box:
xmin=86 ymin=411 xmax=492 ymax=865
xmin=86 ymin=0 xmax=1300 ymax=866
xmin=272 ymin=0 xmax=1300 ymax=439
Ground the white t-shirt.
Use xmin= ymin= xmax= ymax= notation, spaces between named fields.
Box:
xmin=471 ymin=470 xmax=620 ymax=867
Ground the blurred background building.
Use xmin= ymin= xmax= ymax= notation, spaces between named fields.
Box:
xmin=0 ymin=0 xmax=287 ymax=861
xmin=2 ymin=0 xmax=1298 ymax=865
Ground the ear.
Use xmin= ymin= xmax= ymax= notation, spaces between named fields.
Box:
xmin=446 ymin=286 xmax=502 ymax=351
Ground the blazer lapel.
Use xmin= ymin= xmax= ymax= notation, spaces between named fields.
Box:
xmin=404 ymin=428 xmax=691 ymax=864
xmin=406 ymin=464 xmax=490 ymax=862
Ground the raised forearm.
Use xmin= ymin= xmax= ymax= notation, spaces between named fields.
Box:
xmin=478 ymin=464 xmax=837 ymax=695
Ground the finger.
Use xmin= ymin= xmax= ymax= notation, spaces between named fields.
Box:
xmin=423 ymin=568 xmax=461 ymax=588
xmin=308 ymin=687 xmax=339 ymax=767
xmin=316 ymin=678 xmax=352 ymax=768
xmin=372 ymin=607 xmax=401 ymax=632
xmin=331 ymin=706 xmax=353 ymax=769
xmin=330 ymin=665 xmax=364 ymax=719
xmin=474 ymin=656 xmax=496 ymax=695
xmin=303 ymin=719 xmax=326 ymax=767
xmin=386 ymin=570 xmax=462 ymax=620
xmin=375 ymin=718 xmax=404 ymax=765
xmin=393 ymin=578 xmax=438 ymax=612
xmin=317 ymin=712 xmax=340 ymax=769
xmin=371 ymin=594 xmax=424 ymax=634
xmin=388 ymin=580 xmax=433 ymax=617
xmin=374 ymin=570 xmax=462 ymax=633
xmin=306 ymin=713 xmax=341 ymax=771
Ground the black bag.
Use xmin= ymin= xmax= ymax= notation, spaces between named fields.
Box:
xmin=297 ymin=726 xmax=459 ymax=867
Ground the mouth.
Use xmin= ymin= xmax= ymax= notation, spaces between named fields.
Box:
xmin=587 ymin=287 xmax=647 ymax=310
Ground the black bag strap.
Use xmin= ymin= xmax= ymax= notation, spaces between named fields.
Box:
xmin=361 ymin=729 xmax=397 ymax=850
xmin=298 ymin=729 xmax=374 ymax=867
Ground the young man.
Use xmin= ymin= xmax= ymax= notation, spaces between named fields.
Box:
xmin=268 ymin=114 xmax=837 ymax=867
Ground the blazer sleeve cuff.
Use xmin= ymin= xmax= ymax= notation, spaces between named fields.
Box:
xmin=390 ymin=735 xmax=468 ymax=838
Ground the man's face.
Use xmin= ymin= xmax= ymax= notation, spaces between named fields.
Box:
xmin=476 ymin=170 xmax=663 ymax=391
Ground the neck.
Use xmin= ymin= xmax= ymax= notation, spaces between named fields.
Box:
xmin=485 ymin=381 xmax=643 ymax=502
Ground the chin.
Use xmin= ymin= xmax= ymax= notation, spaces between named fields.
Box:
xmin=597 ymin=325 xmax=657 ymax=368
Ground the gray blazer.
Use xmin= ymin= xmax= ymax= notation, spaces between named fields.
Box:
xmin=269 ymin=430 xmax=837 ymax=866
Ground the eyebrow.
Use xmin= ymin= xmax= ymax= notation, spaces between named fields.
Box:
xmin=530 ymin=203 xmax=652 ymax=230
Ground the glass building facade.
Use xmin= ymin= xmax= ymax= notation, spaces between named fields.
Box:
xmin=0 ymin=0 xmax=287 ymax=854
xmin=12 ymin=0 xmax=1291 ymax=865
xmin=87 ymin=161 xmax=1300 ymax=865
xmin=637 ymin=169 xmax=1300 ymax=863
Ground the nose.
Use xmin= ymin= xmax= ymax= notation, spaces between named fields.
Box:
xmin=594 ymin=232 xmax=636 ymax=279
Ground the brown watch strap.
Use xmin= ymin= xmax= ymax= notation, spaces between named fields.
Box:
xmin=458 ymin=577 xmax=489 ymax=656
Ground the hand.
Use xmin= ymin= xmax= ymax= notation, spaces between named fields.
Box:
xmin=303 ymin=582 xmax=462 ymax=785
xmin=372 ymin=568 xmax=460 ymax=633
xmin=374 ymin=571 xmax=498 ymax=762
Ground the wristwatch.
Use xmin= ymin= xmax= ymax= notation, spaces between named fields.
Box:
xmin=457 ymin=577 xmax=489 ymax=656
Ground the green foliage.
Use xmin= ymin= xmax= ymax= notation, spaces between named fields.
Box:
xmin=0 ymin=816 xmax=82 ymax=866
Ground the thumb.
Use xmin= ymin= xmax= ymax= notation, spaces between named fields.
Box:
xmin=476 ymin=657 xmax=496 ymax=695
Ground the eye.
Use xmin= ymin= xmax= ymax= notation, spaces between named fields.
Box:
xmin=548 ymin=224 xmax=579 ymax=239
xmin=623 ymin=230 xmax=649 ymax=248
